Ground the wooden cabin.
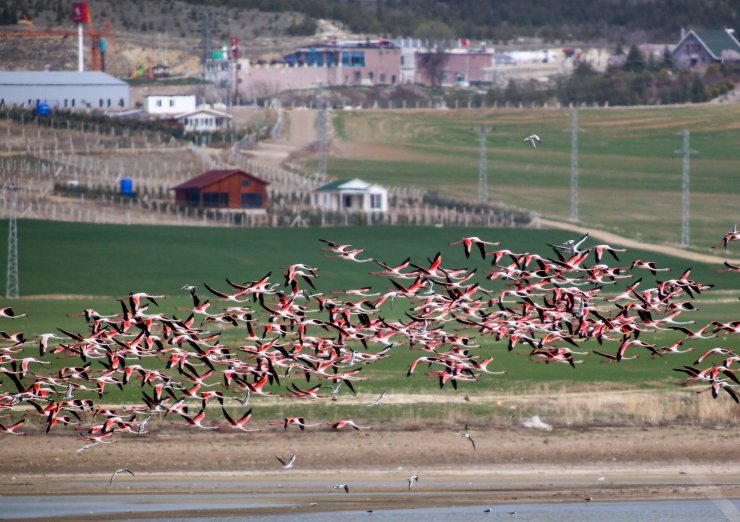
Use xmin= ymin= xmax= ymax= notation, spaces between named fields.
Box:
xmin=172 ymin=169 xmax=269 ymax=210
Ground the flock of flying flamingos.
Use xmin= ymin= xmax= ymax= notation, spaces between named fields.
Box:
xmin=0 ymin=225 xmax=739 ymax=471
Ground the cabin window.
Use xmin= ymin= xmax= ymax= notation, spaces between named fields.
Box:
xmin=202 ymin=192 xmax=229 ymax=207
xmin=240 ymin=180 xmax=251 ymax=187
xmin=241 ymin=193 xmax=262 ymax=208
xmin=370 ymin=194 xmax=383 ymax=209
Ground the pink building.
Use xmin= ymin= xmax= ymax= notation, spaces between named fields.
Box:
xmin=236 ymin=40 xmax=402 ymax=100
xmin=415 ymin=50 xmax=494 ymax=86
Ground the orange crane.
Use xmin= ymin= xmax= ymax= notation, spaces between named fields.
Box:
xmin=0 ymin=16 xmax=115 ymax=72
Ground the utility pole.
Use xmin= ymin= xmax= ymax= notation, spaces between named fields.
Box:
xmin=5 ymin=184 xmax=19 ymax=299
xmin=476 ymin=126 xmax=489 ymax=202
xmin=674 ymin=129 xmax=698 ymax=247
xmin=317 ymin=84 xmax=328 ymax=177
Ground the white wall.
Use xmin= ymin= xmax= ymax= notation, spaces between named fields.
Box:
xmin=145 ymin=95 xmax=196 ymax=115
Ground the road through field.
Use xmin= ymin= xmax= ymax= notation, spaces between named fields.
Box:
xmin=539 ymin=217 xmax=740 ymax=265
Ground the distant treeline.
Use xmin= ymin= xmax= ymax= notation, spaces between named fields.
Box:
xmin=180 ymin=0 xmax=738 ymax=41
xmin=2 ymin=0 xmax=736 ymax=41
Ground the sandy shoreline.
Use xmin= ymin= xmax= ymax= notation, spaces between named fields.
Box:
xmin=1 ymin=425 xmax=738 ymax=520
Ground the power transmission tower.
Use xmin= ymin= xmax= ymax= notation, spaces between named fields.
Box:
xmin=674 ymin=129 xmax=698 ymax=247
xmin=5 ymin=184 xmax=19 ymax=299
xmin=476 ymin=126 xmax=489 ymax=202
xmin=569 ymin=109 xmax=582 ymax=222
xmin=199 ymin=9 xmax=212 ymax=104
xmin=317 ymin=84 xmax=328 ymax=177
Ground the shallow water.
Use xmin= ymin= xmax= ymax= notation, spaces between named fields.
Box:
xmin=0 ymin=495 xmax=737 ymax=521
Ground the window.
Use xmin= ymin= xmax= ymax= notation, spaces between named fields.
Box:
xmin=350 ymin=51 xmax=365 ymax=67
xmin=64 ymin=99 xmax=68 ymax=108
xmin=71 ymin=99 xmax=75 ymax=107
xmin=99 ymin=99 xmax=104 ymax=108
xmin=169 ymin=99 xmax=175 ymax=107
xmin=391 ymin=75 xmax=396 ymax=84
xmin=380 ymin=73 xmax=386 ymax=83
xmin=368 ymin=71 xmax=375 ymax=81
xmin=202 ymin=192 xmax=229 ymax=208
xmin=370 ymin=194 xmax=383 ymax=209
xmin=240 ymin=179 xmax=251 ymax=187
xmin=156 ymin=99 xmax=162 ymax=107
xmin=241 ymin=193 xmax=262 ymax=208
xmin=354 ymin=71 xmax=361 ymax=82
xmin=343 ymin=195 xmax=353 ymax=208
xmin=119 ymin=98 xmax=124 ymax=107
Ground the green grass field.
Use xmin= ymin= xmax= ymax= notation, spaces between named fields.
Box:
xmin=326 ymin=104 xmax=740 ymax=250
xmin=2 ymin=220 xmax=738 ymax=404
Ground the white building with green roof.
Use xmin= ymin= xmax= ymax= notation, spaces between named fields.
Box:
xmin=311 ymin=178 xmax=388 ymax=213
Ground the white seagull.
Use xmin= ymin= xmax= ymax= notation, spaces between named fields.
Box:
xmin=109 ymin=468 xmax=135 ymax=486
xmin=408 ymin=473 xmax=420 ymax=490
xmin=366 ymin=391 xmax=387 ymax=407
xmin=276 ymin=453 xmax=297 ymax=470
xmin=523 ymin=134 xmax=541 ymax=148
xmin=330 ymin=484 xmax=350 ymax=494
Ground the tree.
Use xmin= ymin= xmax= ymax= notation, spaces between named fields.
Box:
xmin=661 ymin=46 xmax=673 ymax=70
xmin=623 ymin=45 xmax=645 ymax=73
xmin=414 ymin=20 xmax=454 ymax=86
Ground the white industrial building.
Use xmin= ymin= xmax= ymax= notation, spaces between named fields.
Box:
xmin=0 ymin=71 xmax=129 ymax=110
xmin=144 ymin=94 xmax=196 ymax=116
xmin=311 ymin=178 xmax=388 ymax=212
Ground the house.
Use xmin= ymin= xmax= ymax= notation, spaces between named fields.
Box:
xmin=672 ymin=28 xmax=740 ymax=70
xmin=172 ymin=169 xmax=269 ymax=210
xmin=176 ymin=108 xmax=232 ymax=133
xmin=0 ymin=71 xmax=129 ymax=111
xmin=311 ymin=178 xmax=388 ymax=212
xmin=145 ymin=94 xmax=196 ymax=116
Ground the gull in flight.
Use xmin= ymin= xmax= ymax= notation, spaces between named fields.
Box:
xmin=366 ymin=391 xmax=386 ymax=407
xmin=276 ymin=453 xmax=297 ymax=470
xmin=109 ymin=468 xmax=135 ymax=486
xmin=523 ymin=134 xmax=541 ymax=148
xmin=457 ymin=423 xmax=477 ymax=451
xmin=408 ymin=473 xmax=420 ymax=490
xmin=330 ymin=484 xmax=350 ymax=494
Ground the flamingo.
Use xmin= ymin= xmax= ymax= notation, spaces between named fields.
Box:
xmin=449 ymin=237 xmax=500 ymax=259
xmin=712 ymin=224 xmax=740 ymax=251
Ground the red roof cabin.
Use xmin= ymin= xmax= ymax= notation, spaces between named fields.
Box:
xmin=172 ymin=169 xmax=269 ymax=210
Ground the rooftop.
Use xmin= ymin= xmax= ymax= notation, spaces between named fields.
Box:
xmin=172 ymin=169 xmax=269 ymax=190
xmin=0 ymin=71 xmax=128 ymax=86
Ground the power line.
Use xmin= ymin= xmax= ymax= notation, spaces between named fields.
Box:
xmin=5 ymin=184 xmax=19 ymax=299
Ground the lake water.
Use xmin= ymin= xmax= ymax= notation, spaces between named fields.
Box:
xmin=1 ymin=495 xmax=737 ymax=521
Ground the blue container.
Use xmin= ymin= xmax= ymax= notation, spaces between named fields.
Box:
xmin=120 ymin=178 xmax=134 ymax=195
xmin=35 ymin=101 xmax=50 ymax=116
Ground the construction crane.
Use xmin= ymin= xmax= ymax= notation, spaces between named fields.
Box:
xmin=0 ymin=15 xmax=114 ymax=72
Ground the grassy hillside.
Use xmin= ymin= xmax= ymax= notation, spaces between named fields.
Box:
xmin=329 ymin=104 xmax=740 ymax=251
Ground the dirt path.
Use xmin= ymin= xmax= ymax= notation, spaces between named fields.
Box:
xmin=247 ymin=109 xmax=318 ymax=167
xmin=539 ymin=217 xmax=740 ymax=265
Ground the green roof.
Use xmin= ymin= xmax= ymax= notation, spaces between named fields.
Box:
xmin=694 ymin=29 xmax=740 ymax=59
xmin=315 ymin=179 xmax=352 ymax=192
